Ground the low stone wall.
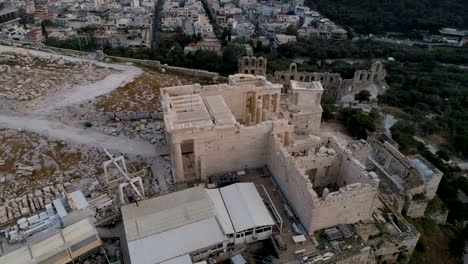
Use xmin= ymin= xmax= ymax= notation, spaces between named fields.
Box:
xmin=163 ymin=64 xmax=219 ymax=79
xmin=0 ymin=40 xmax=219 ymax=79
xmin=105 ymin=55 xmax=161 ymax=68
xmin=0 ymin=39 xmax=96 ymax=59
xmin=104 ymin=111 xmax=163 ymax=121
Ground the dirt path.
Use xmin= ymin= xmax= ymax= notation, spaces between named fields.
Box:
xmin=31 ymin=67 xmax=142 ymax=114
xmin=0 ymin=45 xmax=157 ymax=157
xmin=0 ymin=45 xmax=142 ymax=116
xmin=0 ymin=113 xmax=157 ymax=156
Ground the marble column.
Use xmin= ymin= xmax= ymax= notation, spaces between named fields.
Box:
xmin=256 ymin=98 xmax=263 ymax=124
xmin=172 ymin=142 xmax=184 ymax=182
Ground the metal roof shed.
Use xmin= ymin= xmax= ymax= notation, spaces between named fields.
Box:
xmin=160 ymin=254 xmax=192 ymax=264
xmin=127 ymin=217 xmax=227 ymax=264
xmin=121 ymin=185 xmax=216 ymax=242
xmin=219 ymin=183 xmax=275 ymax=232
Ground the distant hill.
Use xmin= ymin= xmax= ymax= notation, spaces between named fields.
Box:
xmin=305 ymin=0 xmax=468 ymax=35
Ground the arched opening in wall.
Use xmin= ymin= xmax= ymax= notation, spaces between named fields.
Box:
xmin=305 ymin=76 xmax=310 ymax=82
xmin=320 ymin=76 xmax=324 ymax=81
xmin=245 ymin=95 xmax=253 ymax=124
xmin=367 ymin=74 xmax=371 ymax=81
xmin=281 ymin=75 xmax=285 ymax=80
xmin=359 ymin=74 xmax=364 ymax=81
xmin=258 ymin=58 xmax=264 ymax=66
xmin=251 ymin=58 xmax=257 ymax=69
xmin=251 ymin=69 xmax=255 ymax=74
xmin=312 ymin=76 xmax=316 ymax=81
xmin=299 ymin=76 xmax=303 ymax=81
xmin=289 ymin=63 xmax=297 ymax=73
xmin=245 ymin=70 xmax=249 ymax=74
xmin=244 ymin=58 xmax=250 ymax=67
xmin=373 ymin=74 xmax=378 ymax=81
xmin=376 ymin=62 xmax=382 ymax=72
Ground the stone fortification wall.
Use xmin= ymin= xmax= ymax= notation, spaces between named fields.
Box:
xmin=194 ymin=123 xmax=273 ymax=178
xmin=310 ymin=182 xmax=378 ymax=232
xmin=404 ymin=198 xmax=429 ymax=218
xmin=238 ymin=56 xmax=267 ymax=76
xmin=273 ymin=61 xmax=386 ymax=98
xmin=310 ymin=141 xmax=378 ymax=232
xmin=274 ymin=63 xmax=342 ymax=97
xmin=267 ymin=135 xmax=379 ymax=234
xmin=267 ymin=134 xmax=316 ymax=234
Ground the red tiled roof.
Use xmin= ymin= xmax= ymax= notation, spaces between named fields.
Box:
xmin=25 ymin=29 xmax=41 ymax=36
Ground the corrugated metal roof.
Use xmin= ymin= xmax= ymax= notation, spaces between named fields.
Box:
xmin=0 ymin=218 xmax=98 ymax=264
xmin=30 ymin=233 xmax=65 ymax=259
xmin=128 ymin=217 xmax=227 ymax=264
xmin=0 ymin=246 xmax=31 ymax=264
xmin=122 ymin=186 xmax=217 ymax=241
xmin=206 ymin=189 xmax=235 ymax=234
xmin=62 ymin=218 xmax=96 ymax=244
xmin=123 ymin=184 xmax=274 ymax=263
xmin=220 ymin=183 xmax=274 ymax=232
xmin=160 ymin=254 xmax=192 ymax=264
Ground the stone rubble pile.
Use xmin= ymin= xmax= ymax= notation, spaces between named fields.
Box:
xmin=0 ymin=55 xmax=114 ymax=102
xmin=0 ymin=129 xmax=105 ymax=202
xmin=15 ymin=166 xmax=35 ymax=177
xmin=98 ymin=119 xmax=166 ymax=144
xmin=0 ymin=183 xmax=71 ymax=224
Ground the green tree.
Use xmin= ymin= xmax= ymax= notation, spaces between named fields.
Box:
xmin=391 ymin=121 xmax=416 ymax=136
xmin=420 ymin=119 xmax=440 ymax=136
xmin=339 ymin=107 xmax=376 ymax=139
xmin=390 ymin=121 xmax=418 ymax=151
xmin=354 ymin=90 xmax=371 ymax=103
xmin=40 ymin=21 xmax=48 ymax=40
xmin=436 ymin=150 xmax=449 ymax=161
xmin=285 ymin=24 xmax=298 ymax=36
xmin=321 ymin=95 xmax=338 ymax=120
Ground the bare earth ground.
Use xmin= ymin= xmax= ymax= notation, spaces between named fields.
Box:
xmin=320 ymin=121 xmax=353 ymax=146
xmin=95 ymin=71 xmax=192 ymax=112
xmin=0 ymin=128 xmax=104 ymax=198
xmin=0 ymin=47 xmax=191 ymax=201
